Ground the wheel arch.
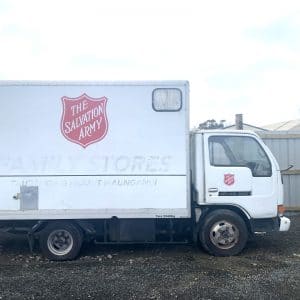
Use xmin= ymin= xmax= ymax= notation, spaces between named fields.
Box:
xmin=195 ymin=204 xmax=252 ymax=239
xmin=32 ymin=220 xmax=96 ymax=237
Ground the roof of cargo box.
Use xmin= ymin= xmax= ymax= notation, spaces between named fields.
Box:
xmin=0 ymin=80 xmax=189 ymax=86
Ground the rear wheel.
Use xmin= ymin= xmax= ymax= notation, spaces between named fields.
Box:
xmin=39 ymin=222 xmax=83 ymax=261
xmin=199 ymin=209 xmax=248 ymax=256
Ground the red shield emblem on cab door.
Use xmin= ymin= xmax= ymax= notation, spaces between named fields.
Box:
xmin=224 ymin=174 xmax=235 ymax=186
xmin=61 ymin=94 xmax=108 ymax=148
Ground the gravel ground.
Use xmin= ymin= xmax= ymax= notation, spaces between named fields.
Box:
xmin=0 ymin=213 xmax=299 ymax=300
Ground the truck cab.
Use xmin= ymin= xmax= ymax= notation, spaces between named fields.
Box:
xmin=191 ymin=130 xmax=290 ymax=256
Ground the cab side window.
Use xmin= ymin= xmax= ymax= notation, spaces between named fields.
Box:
xmin=209 ymin=136 xmax=272 ymax=177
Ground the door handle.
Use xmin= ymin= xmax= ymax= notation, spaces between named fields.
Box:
xmin=13 ymin=193 xmax=20 ymax=200
xmin=208 ymin=188 xmax=218 ymax=193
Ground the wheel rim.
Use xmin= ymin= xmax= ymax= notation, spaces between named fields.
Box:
xmin=47 ymin=229 xmax=74 ymax=256
xmin=209 ymin=220 xmax=239 ymax=250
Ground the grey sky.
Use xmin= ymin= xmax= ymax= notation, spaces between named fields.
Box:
xmin=0 ymin=0 xmax=299 ymax=127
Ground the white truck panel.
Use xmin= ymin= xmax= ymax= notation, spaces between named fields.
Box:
xmin=0 ymin=81 xmax=190 ymax=219
xmin=0 ymin=83 xmax=187 ymax=175
xmin=0 ymin=175 xmax=187 ymax=219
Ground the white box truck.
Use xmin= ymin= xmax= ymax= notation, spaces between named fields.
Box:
xmin=0 ymin=81 xmax=290 ymax=260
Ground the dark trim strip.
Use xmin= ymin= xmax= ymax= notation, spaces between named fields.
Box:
xmin=218 ymin=191 xmax=251 ymax=196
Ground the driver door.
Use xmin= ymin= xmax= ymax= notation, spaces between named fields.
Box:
xmin=203 ymin=133 xmax=278 ymax=218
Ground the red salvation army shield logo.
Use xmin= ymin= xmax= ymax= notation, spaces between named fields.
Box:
xmin=61 ymin=94 xmax=108 ymax=148
xmin=224 ymin=174 xmax=235 ymax=186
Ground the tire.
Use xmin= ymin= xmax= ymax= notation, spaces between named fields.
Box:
xmin=39 ymin=222 xmax=83 ymax=261
xmin=199 ymin=209 xmax=248 ymax=256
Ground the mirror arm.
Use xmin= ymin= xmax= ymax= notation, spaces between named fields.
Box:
xmin=280 ymin=165 xmax=294 ymax=173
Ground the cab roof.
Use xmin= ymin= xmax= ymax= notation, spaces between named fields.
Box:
xmin=191 ymin=129 xmax=259 ymax=137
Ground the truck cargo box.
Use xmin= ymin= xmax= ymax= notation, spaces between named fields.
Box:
xmin=0 ymin=81 xmax=190 ymax=220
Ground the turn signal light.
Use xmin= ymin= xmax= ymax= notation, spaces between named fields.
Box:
xmin=278 ymin=205 xmax=286 ymax=215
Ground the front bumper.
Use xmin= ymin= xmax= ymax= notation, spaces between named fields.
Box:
xmin=250 ymin=216 xmax=291 ymax=233
xmin=279 ymin=216 xmax=291 ymax=232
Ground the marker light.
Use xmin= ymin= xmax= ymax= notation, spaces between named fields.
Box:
xmin=278 ymin=205 xmax=286 ymax=216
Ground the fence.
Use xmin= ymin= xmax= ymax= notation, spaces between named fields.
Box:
xmin=258 ymin=131 xmax=300 ymax=209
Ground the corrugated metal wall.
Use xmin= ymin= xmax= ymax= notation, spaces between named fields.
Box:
xmin=258 ymin=131 xmax=300 ymax=209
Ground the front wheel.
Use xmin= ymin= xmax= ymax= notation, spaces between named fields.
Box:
xmin=199 ymin=209 xmax=248 ymax=256
xmin=39 ymin=222 xmax=83 ymax=261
